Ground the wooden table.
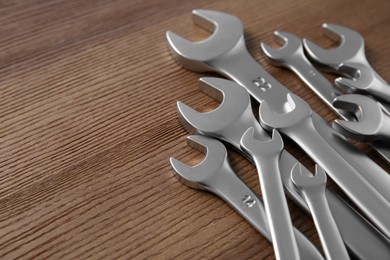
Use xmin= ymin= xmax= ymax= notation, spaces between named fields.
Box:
xmin=1 ymin=0 xmax=389 ymax=258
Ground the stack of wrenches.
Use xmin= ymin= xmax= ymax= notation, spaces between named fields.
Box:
xmin=260 ymin=26 xmax=390 ymax=157
xmin=167 ymin=9 xmax=390 ymax=259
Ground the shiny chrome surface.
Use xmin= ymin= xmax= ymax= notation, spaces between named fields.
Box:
xmin=170 ymin=135 xmax=323 ymax=260
xmin=176 ymin=77 xmax=390 ymax=258
xmin=333 ymin=94 xmax=390 ymax=142
xmin=292 ymin=164 xmax=350 ymax=260
xmin=241 ymin=128 xmax=300 ymax=260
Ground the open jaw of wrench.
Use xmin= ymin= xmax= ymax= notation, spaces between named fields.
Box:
xmin=177 ymin=77 xmax=390 ymax=258
xmin=260 ymin=30 xmax=390 ymax=164
xmin=303 ymin=23 xmax=390 ymax=104
xmin=169 ymin=135 xmax=324 ymax=260
xmin=241 ymin=128 xmax=300 ymax=260
xmin=259 ymin=92 xmax=390 ymax=237
xmin=333 ymin=94 xmax=390 ymax=142
xmin=291 ymin=164 xmax=350 ymax=260
xmin=167 ymin=9 xmax=390 ymax=237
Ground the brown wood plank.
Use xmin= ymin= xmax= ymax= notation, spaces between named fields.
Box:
xmin=1 ymin=0 xmax=389 ymax=258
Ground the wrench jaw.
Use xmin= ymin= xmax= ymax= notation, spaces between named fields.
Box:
xmin=261 ymin=31 xmax=304 ymax=66
xmin=332 ymin=94 xmax=384 ymax=142
xmin=176 ymin=77 xmax=256 ymax=148
xmin=335 ymin=62 xmax=376 ymax=93
xmin=336 ymin=63 xmax=390 ymax=104
xmin=240 ymin=127 xmax=284 ymax=158
xmin=166 ymin=9 xmax=244 ymax=73
xmin=291 ymin=164 xmax=327 ymax=194
xmin=303 ymin=23 xmax=366 ymax=69
xmin=259 ymin=93 xmax=312 ymax=132
xmin=169 ymin=135 xmax=228 ymax=191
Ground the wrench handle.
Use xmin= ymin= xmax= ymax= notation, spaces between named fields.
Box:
xmin=284 ymin=116 xmax=390 ymax=238
xmin=303 ymin=190 xmax=350 ymax=260
xmin=252 ymin=155 xmax=300 ymax=260
xmin=210 ymin=166 xmax=324 ymax=260
xmin=280 ymin=53 xmax=350 ymax=119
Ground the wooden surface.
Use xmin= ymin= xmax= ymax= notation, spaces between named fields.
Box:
xmin=1 ymin=0 xmax=390 ymax=258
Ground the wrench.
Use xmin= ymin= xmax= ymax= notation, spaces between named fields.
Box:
xmin=177 ymin=77 xmax=390 ymax=259
xmin=241 ymin=128 xmax=300 ymax=260
xmin=169 ymin=135 xmax=323 ymax=260
xmin=260 ymin=92 xmax=390 ymax=238
xmin=291 ymin=164 xmax=350 ymax=260
xmin=260 ymin=31 xmax=390 ymax=193
xmin=303 ymin=23 xmax=390 ymax=105
xmin=333 ymin=94 xmax=390 ymax=142
xmin=167 ymin=9 xmax=390 ymax=236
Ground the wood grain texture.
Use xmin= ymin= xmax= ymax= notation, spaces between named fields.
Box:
xmin=0 ymin=0 xmax=389 ymax=258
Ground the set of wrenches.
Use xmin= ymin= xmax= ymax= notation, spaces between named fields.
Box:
xmin=167 ymin=9 xmax=390 ymax=259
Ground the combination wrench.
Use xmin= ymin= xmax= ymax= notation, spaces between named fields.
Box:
xmin=167 ymin=9 xmax=390 ymax=237
xmin=176 ymin=77 xmax=390 ymax=259
xmin=291 ymin=164 xmax=350 ymax=260
xmin=261 ymin=30 xmax=390 ymax=163
xmin=170 ymin=135 xmax=323 ymax=260
xmin=241 ymin=128 xmax=300 ymax=260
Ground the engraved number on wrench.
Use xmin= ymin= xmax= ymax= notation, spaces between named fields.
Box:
xmin=242 ymin=195 xmax=257 ymax=207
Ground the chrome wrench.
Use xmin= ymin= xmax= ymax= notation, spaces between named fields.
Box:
xmin=291 ymin=164 xmax=350 ymax=260
xmin=333 ymin=94 xmax=390 ymax=142
xmin=167 ymin=9 xmax=390 ymax=237
xmin=170 ymin=135 xmax=323 ymax=260
xmin=241 ymin=128 xmax=300 ymax=260
xmin=177 ymin=77 xmax=390 ymax=259
xmin=260 ymin=31 xmax=390 ymax=196
xmin=303 ymin=23 xmax=390 ymax=105
xmin=260 ymin=92 xmax=390 ymax=238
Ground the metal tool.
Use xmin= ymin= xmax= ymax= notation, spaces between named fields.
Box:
xmin=291 ymin=164 xmax=350 ymax=260
xmin=333 ymin=94 xmax=390 ymax=142
xmin=167 ymin=9 xmax=390 ymax=237
xmin=259 ymin=92 xmax=390 ymax=237
xmin=241 ymin=128 xmax=300 ymax=260
xmin=303 ymin=23 xmax=390 ymax=105
xmin=177 ymin=77 xmax=390 ymax=259
xmin=170 ymin=135 xmax=324 ymax=260
xmin=260 ymin=31 xmax=390 ymax=197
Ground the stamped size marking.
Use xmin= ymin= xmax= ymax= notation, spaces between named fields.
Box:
xmin=253 ymin=77 xmax=272 ymax=92
xmin=242 ymin=195 xmax=256 ymax=207
xmin=308 ymin=70 xmax=316 ymax=77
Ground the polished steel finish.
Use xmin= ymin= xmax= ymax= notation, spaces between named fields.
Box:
xmin=241 ymin=128 xmax=300 ymax=260
xmin=177 ymin=77 xmax=390 ymax=258
xmin=333 ymin=94 xmax=390 ymax=142
xmin=167 ymin=9 xmax=390 ymax=236
xmin=261 ymin=31 xmax=390 ymax=162
xmin=303 ymin=23 xmax=390 ymax=104
xmin=291 ymin=164 xmax=350 ymax=260
xmin=260 ymin=92 xmax=390 ymax=237
xmin=261 ymin=31 xmax=343 ymax=114
xmin=170 ymin=135 xmax=323 ymax=260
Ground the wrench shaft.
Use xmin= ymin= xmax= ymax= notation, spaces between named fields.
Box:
xmin=211 ymin=164 xmax=322 ymax=259
xmin=252 ymin=155 xmax=300 ymax=260
xmin=303 ymin=190 xmax=350 ymax=260
xmin=283 ymin=115 xmax=390 ymax=237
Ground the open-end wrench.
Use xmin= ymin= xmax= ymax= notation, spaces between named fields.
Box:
xmin=303 ymin=23 xmax=390 ymax=105
xmin=167 ymin=9 xmax=390 ymax=236
xmin=170 ymin=135 xmax=323 ymax=260
xmin=291 ymin=164 xmax=350 ymax=260
xmin=260 ymin=31 xmax=390 ymax=184
xmin=260 ymin=92 xmax=390 ymax=237
xmin=333 ymin=94 xmax=390 ymax=142
xmin=241 ymin=128 xmax=300 ymax=260
xmin=177 ymin=77 xmax=390 ymax=259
